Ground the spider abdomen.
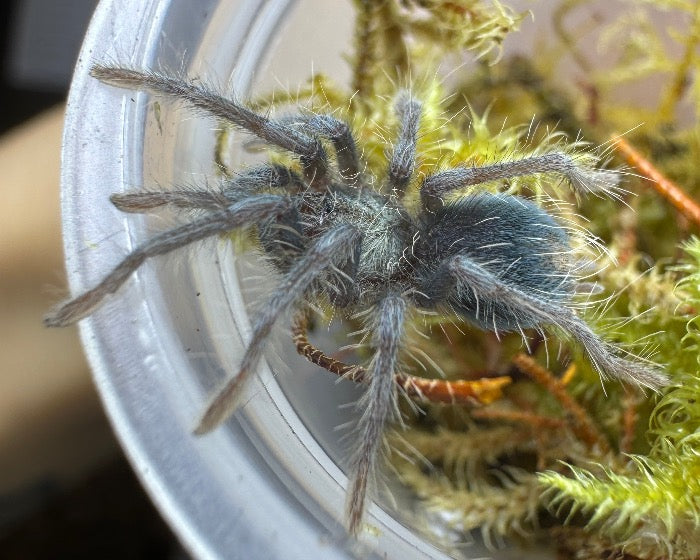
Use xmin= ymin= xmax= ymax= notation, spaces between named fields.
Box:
xmin=416 ymin=192 xmax=574 ymax=330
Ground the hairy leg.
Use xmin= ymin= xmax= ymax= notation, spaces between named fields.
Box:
xmin=388 ymin=91 xmax=422 ymax=198
xmin=444 ymin=255 xmax=667 ymax=390
xmin=420 ymin=152 xmax=620 ymax=211
xmin=110 ymin=189 xmax=232 ymax=213
xmin=346 ymin=293 xmax=405 ymax=535
xmin=250 ymin=114 xmax=361 ymax=183
xmin=325 ymin=236 xmax=362 ymax=307
xmin=194 ymin=223 xmax=362 ymax=434
xmin=91 ymin=65 xmax=329 ymax=187
xmin=306 ymin=115 xmax=360 ymax=182
xmin=111 ymin=165 xmax=303 ymax=213
xmin=44 ymin=195 xmax=293 ymax=327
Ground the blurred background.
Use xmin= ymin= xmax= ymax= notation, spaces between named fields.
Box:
xmin=0 ymin=1 xmax=186 ymax=557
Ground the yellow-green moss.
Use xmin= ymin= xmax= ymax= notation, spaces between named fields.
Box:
xmin=239 ymin=1 xmax=700 ymax=556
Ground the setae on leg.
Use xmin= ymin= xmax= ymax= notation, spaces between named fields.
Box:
xmin=387 ymin=91 xmax=422 ymax=198
xmin=305 ymin=114 xmax=361 ymax=182
xmin=194 ymin=223 xmax=362 ymax=434
xmin=346 ymin=293 xmax=405 ymax=535
xmin=439 ymin=255 xmax=668 ymax=390
xmin=420 ymin=152 xmax=621 ymax=211
xmin=111 ymin=164 xmax=303 ymax=213
xmin=44 ymin=195 xmax=293 ymax=327
xmin=90 ymin=65 xmax=330 ymax=187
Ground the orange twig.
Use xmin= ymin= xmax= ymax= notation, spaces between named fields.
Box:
xmin=620 ymin=390 xmax=639 ymax=455
xmin=512 ymin=354 xmax=611 ymax=455
xmin=398 ymin=375 xmax=511 ymax=405
xmin=291 ymin=315 xmax=511 ymax=406
xmin=471 ymin=407 xmax=566 ymax=430
xmin=611 ymin=134 xmax=700 ymax=227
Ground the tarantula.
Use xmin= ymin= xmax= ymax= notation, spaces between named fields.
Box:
xmin=46 ymin=65 xmax=667 ymax=535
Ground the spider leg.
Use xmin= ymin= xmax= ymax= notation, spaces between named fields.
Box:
xmin=425 ymin=255 xmax=668 ymax=390
xmin=257 ymin=205 xmax=307 ymax=264
xmin=252 ymin=114 xmax=360 ymax=183
xmin=327 ymin=237 xmax=362 ymax=307
xmin=110 ymin=189 xmax=231 ymax=213
xmin=346 ymin=293 xmax=405 ymax=535
xmin=305 ymin=115 xmax=360 ymax=182
xmin=90 ymin=65 xmax=329 ymax=188
xmin=44 ymin=195 xmax=294 ymax=327
xmin=194 ymin=223 xmax=362 ymax=435
xmin=412 ymin=258 xmax=456 ymax=309
xmin=111 ymin=165 xmax=303 ymax=213
xmin=388 ymin=91 xmax=422 ymax=198
xmin=420 ymin=152 xmax=620 ymax=212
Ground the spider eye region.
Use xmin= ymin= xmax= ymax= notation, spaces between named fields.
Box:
xmin=416 ymin=192 xmax=574 ymax=330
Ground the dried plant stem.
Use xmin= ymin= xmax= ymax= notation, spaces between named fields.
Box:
xmin=351 ymin=0 xmax=410 ymax=111
xmin=512 ymin=354 xmax=611 ymax=455
xmin=471 ymin=407 xmax=566 ymax=430
xmin=553 ymin=0 xmax=593 ymax=73
xmin=375 ymin=0 xmax=410 ymax=81
xmin=658 ymin=2 xmax=700 ymax=121
xmin=291 ymin=314 xmax=511 ymax=405
xmin=620 ymin=390 xmax=639 ymax=455
xmin=615 ymin=206 xmax=639 ymax=267
xmin=612 ymin=134 xmax=700 ymax=227
xmin=351 ymin=0 xmax=381 ymax=109
xmin=214 ymin=126 xmax=233 ymax=178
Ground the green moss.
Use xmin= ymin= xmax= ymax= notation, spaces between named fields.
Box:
xmin=246 ymin=1 xmax=700 ymax=556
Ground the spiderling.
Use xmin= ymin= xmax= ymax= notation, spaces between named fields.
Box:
xmin=45 ymin=64 xmax=667 ymax=535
